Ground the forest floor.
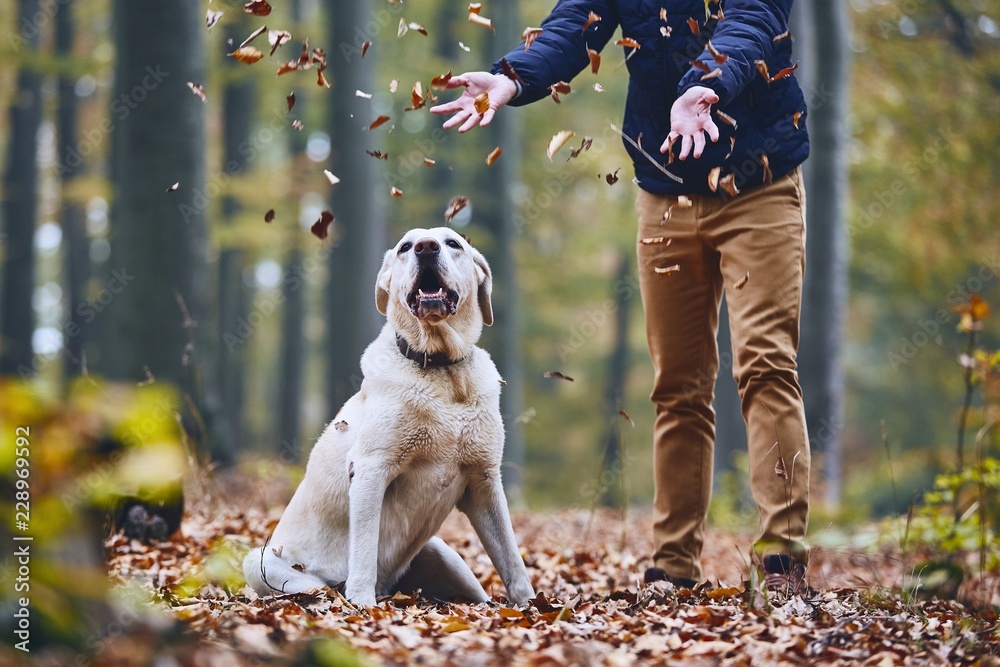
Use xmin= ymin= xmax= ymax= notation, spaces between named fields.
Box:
xmin=90 ymin=471 xmax=1000 ymax=667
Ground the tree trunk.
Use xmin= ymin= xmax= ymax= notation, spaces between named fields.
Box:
xmin=216 ymin=17 xmax=256 ymax=460
xmin=483 ymin=5 xmax=526 ymax=504
xmin=600 ymin=252 xmax=632 ymax=508
xmin=102 ymin=0 xmax=216 ymax=454
xmin=57 ymin=1 xmax=89 ymax=381
xmin=0 ymin=0 xmax=42 ymax=378
xmin=797 ymin=0 xmax=850 ymax=507
xmin=325 ymin=0 xmax=387 ymax=414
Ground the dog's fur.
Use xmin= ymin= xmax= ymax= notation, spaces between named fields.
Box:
xmin=244 ymin=228 xmax=534 ymax=607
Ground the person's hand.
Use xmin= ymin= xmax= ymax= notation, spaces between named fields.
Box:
xmin=429 ymin=71 xmax=518 ymax=133
xmin=661 ymin=86 xmax=721 ymax=160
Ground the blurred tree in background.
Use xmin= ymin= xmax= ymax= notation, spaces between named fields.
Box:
xmin=0 ymin=0 xmax=998 ymax=521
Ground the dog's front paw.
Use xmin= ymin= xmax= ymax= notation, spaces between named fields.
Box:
xmin=345 ymin=583 xmax=377 ymax=608
xmin=507 ymin=580 xmax=535 ymax=607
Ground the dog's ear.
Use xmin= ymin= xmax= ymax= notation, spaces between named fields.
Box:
xmin=375 ymin=249 xmax=394 ymax=315
xmin=471 ymin=248 xmax=493 ymax=326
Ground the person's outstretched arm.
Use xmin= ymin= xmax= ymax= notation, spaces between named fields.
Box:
xmin=430 ymin=0 xmax=620 ymax=132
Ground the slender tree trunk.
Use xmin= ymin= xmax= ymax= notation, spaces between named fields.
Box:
xmin=102 ymin=0 xmax=216 ymax=454
xmin=57 ymin=2 xmax=88 ymax=381
xmin=713 ymin=295 xmax=747 ymax=484
xmin=0 ymin=0 xmax=42 ymax=378
xmin=483 ymin=4 xmax=526 ymax=504
xmin=600 ymin=252 xmax=632 ymax=508
xmin=797 ymin=0 xmax=850 ymax=506
xmin=326 ymin=0 xmax=387 ymax=414
xmin=217 ymin=17 xmax=256 ymax=459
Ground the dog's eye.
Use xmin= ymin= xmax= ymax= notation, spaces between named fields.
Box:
xmin=445 ymin=239 xmax=461 ymax=250
xmin=398 ymin=242 xmax=412 ymax=254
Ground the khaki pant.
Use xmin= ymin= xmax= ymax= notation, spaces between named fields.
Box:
xmin=636 ymin=167 xmax=810 ymax=582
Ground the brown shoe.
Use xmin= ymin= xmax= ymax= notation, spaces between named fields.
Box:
xmin=761 ymin=555 xmax=806 ymax=596
xmin=644 ymin=567 xmax=698 ymax=589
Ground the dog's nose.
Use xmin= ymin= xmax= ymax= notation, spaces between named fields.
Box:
xmin=413 ymin=237 xmax=440 ymax=261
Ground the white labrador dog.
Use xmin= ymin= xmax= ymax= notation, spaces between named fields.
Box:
xmin=244 ymin=228 xmax=535 ymax=607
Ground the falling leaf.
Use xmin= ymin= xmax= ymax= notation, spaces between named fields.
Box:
xmin=311 ymin=210 xmax=335 ymax=240
xmin=268 ymin=30 xmax=292 ymax=56
xmin=271 ymin=545 xmax=283 ymax=558
xmin=587 ymin=48 xmax=601 ymax=74
xmin=243 ymin=0 xmax=271 ymax=17
xmin=773 ymin=30 xmax=791 ymax=43
xmin=774 ymin=456 xmax=788 ymax=479
xmin=594 ymin=82 xmax=605 ymax=92
xmin=355 ymin=90 xmax=371 ymax=99
xmin=604 ymin=168 xmax=621 ymax=185
xmin=264 ymin=209 xmax=275 ymax=223
xmin=756 ymin=60 xmax=799 ymax=84
xmin=719 ymin=172 xmax=740 ymax=197
xmin=368 ymin=115 xmax=391 ymax=130
xmin=618 ymin=410 xmax=635 ymax=427
xmin=760 ymin=153 xmax=773 ymax=185
xmin=468 ymin=13 xmax=494 ymax=31
xmin=610 ymin=123 xmax=683 ymax=183
xmin=486 ymin=146 xmax=502 ymax=165
xmin=689 ymin=60 xmax=711 ymax=74
xmin=549 ymin=81 xmax=571 ymax=103
xmin=286 ymin=92 xmax=295 ymax=111
xmin=769 ymin=62 xmax=799 ymax=82
xmin=316 ymin=69 xmax=330 ymax=88
xmin=187 ymin=82 xmax=207 ymax=102
xmin=361 ymin=41 xmax=372 ymax=58
xmin=206 ymin=9 xmax=223 ymax=30
xmin=640 ymin=237 xmax=671 ymax=245
xmin=406 ymin=82 xmax=426 ymax=111
xmin=660 ymin=8 xmax=668 ymax=21
xmin=468 ymin=2 xmax=482 ymax=14
xmin=687 ymin=17 xmax=701 ymax=34
xmin=323 ymin=170 xmax=340 ymax=186
xmin=474 ymin=91 xmax=490 ymax=115
xmin=444 ymin=196 xmax=469 ymax=222
xmin=568 ymin=136 xmax=593 ymax=160
xmin=701 ymin=68 xmax=723 ymax=81
xmin=229 ymin=46 xmax=264 ymax=64
xmin=458 ymin=41 xmax=471 ymax=52
xmin=430 ymin=71 xmax=453 ymax=90
xmin=707 ymin=40 xmax=729 ymax=64
xmin=292 ymin=119 xmax=303 ymax=131
xmin=408 ymin=22 xmax=428 ymax=36
xmin=660 ymin=25 xmax=673 ymax=37
xmin=366 ymin=149 xmax=388 ymax=160
xmin=792 ymin=111 xmax=803 ymax=129
xmin=544 ymin=371 xmax=575 ymax=382
xmin=523 ymin=27 xmax=543 ymax=50
xmin=582 ymin=11 xmax=601 ymax=33
xmin=734 ymin=271 xmax=750 ymax=290
xmin=716 ymin=110 xmax=737 ymax=128
xmin=166 ymin=182 xmax=180 ymax=192
xmin=616 ymin=37 xmax=641 ymax=49
xmin=708 ymin=166 xmax=721 ymax=192
xmin=397 ymin=18 xmax=408 ymax=37
xmin=390 ymin=187 xmax=403 ymax=198
xmin=423 ymin=158 xmax=436 ymax=167
xmin=676 ymin=195 xmax=693 ymax=208
xmin=389 ymin=79 xmax=399 ymax=93
xmin=654 ymin=264 xmax=681 ymax=275
xmin=546 ymin=130 xmax=575 ymax=161
xmin=238 ymin=25 xmax=267 ymax=50
xmin=276 ymin=60 xmax=299 ymax=76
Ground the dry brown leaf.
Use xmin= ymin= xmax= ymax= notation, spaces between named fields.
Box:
xmin=707 ymin=40 xmax=729 ymax=64
xmin=719 ymin=172 xmax=740 ymax=197
xmin=618 ymin=410 xmax=635 ymax=427
xmin=587 ymin=48 xmax=601 ymax=74
xmin=187 ymin=82 xmax=206 ymax=102
xmin=660 ymin=7 xmax=668 ymax=21
xmin=774 ymin=456 xmax=788 ymax=479
xmin=264 ymin=209 xmax=275 ymax=223
xmin=368 ymin=115 xmax=391 ymax=130
xmin=769 ymin=62 xmax=799 ymax=82
xmin=408 ymin=22 xmax=428 ymax=36
xmin=243 ymin=0 xmax=271 ymax=17
xmin=792 ymin=111 xmax=803 ymax=129
xmin=229 ymin=46 xmax=264 ymax=65
xmin=389 ymin=78 xmax=399 ymax=93
xmin=654 ymin=264 xmax=680 ymax=275
xmin=323 ymin=170 xmax=340 ymax=186
xmin=361 ymin=41 xmax=372 ymax=58
xmin=594 ymin=82 xmax=605 ymax=92
xmin=616 ymin=37 xmax=641 ymax=49
xmin=549 ymin=81 xmax=571 ymax=103
xmin=474 ymin=91 xmax=490 ymax=115
xmin=430 ymin=71 xmax=453 ymax=90
xmin=640 ymin=237 xmax=671 ymax=245
xmin=366 ymin=149 xmax=388 ymax=160
xmin=760 ymin=153 xmax=773 ymax=185
xmin=486 ymin=146 xmax=502 ymax=165
xmin=734 ymin=271 xmax=750 ymax=290
xmin=292 ymin=119 xmax=303 ymax=131
xmin=708 ymin=166 xmax=722 ymax=192
xmin=582 ymin=11 xmax=601 ymax=33
xmin=166 ymin=182 xmax=180 ymax=192
xmin=546 ymin=130 xmax=575 ymax=161
xmin=468 ymin=13 xmax=494 ymax=31
xmin=286 ymin=92 xmax=295 ymax=111
xmin=568 ymin=136 xmax=592 ymax=160
xmin=406 ymin=82 xmax=426 ymax=111
xmin=397 ymin=18 xmax=408 ymax=37
xmin=661 ymin=25 xmax=673 ymax=37
xmin=523 ymin=27 xmax=543 ymax=50
xmin=390 ymin=187 xmax=403 ymax=198
xmin=423 ymin=158 xmax=436 ymax=167
xmin=676 ymin=195 xmax=693 ymax=208
xmin=773 ymin=30 xmax=791 ymax=43
xmin=468 ymin=2 xmax=482 ymax=14
xmin=687 ymin=16 xmax=701 ymax=34
xmin=444 ymin=196 xmax=469 ymax=222
xmin=311 ymin=210 xmax=334 ymax=240
xmin=544 ymin=371 xmax=575 ymax=382
xmin=604 ymin=168 xmax=621 ymax=185
xmin=716 ymin=109 xmax=737 ymax=128
xmin=355 ymin=90 xmax=372 ymax=99
xmin=268 ymin=30 xmax=292 ymax=56
xmin=689 ymin=59 xmax=711 ymax=73
xmin=701 ymin=68 xmax=723 ymax=81
xmin=239 ymin=25 xmax=267 ymax=50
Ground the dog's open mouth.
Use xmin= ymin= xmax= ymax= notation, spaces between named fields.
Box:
xmin=406 ymin=268 xmax=460 ymax=320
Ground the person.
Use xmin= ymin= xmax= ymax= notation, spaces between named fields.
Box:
xmin=431 ymin=0 xmax=811 ymax=595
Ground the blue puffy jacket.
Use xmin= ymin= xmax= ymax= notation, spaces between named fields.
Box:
xmin=491 ymin=0 xmax=809 ymax=197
